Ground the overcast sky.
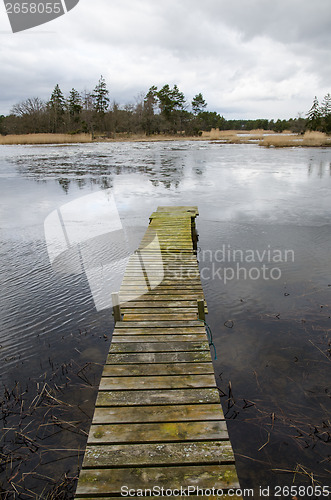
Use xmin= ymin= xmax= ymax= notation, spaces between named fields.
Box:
xmin=0 ymin=0 xmax=330 ymax=119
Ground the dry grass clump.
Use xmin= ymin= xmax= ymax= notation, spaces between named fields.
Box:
xmin=201 ymin=128 xmax=223 ymax=140
xmin=259 ymin=131 xmax=331 ymax=148
xmin=259 ymin=134 xmax=302 ymax=147
xmin=202 ymin=129 xmax=243 ymax=143
xmin=203 ymin=129 xmax=273 ymax=143
xmin=302 ymin=131 xmax=331 ymax=146
xmin=243 ymin=129 xmax=267 ymax=140
xmin=0 ymin=133 xmax=92 ymax=145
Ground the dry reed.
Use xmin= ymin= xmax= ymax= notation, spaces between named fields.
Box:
xmin=259 ymin=131 xmax=331 ymax=148
xmin=0 ymin=133 xmax=92 ymax=145
xmin=1 ymin=130 xmax=330 ymax=147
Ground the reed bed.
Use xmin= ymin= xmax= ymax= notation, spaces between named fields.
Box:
xmin=1 ymin=130 xmax=330 ymax=147
xmin=0 ymin=133 xmax=93 ymax=145
xmin=203 ymin=128 xmax=271 ymax=143
xmin=259 ymin=131 xmax=331 ymax=148
xmin=0 ymin=357 xmax=101 ymax=498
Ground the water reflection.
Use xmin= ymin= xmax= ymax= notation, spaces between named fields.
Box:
xmin=9 ymin=142 xmax=189 ymax=193
xmin=307 ymin=160 xmax=331 ymax=177
xmin=0 ymin=141 xmax=331 ymax=495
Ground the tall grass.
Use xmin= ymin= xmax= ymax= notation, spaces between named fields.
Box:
xmin=0 ymin=132 xmax=204 ymax=145
xmin=1 ymin=130 xmax=330 ymax=147
xmin=0 ymin=133 xmax=92 ymax=145
xmin=259 ymin=131 xmax=331 ymax=148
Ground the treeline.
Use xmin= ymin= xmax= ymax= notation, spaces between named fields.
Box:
xmin=0 ymin=76 xmax=330 ymax=136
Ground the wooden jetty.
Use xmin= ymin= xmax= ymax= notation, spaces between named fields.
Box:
xmin=75 ymin=207 xmax=242 ymax=499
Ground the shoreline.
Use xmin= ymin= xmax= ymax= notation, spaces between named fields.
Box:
xmin=0 ymin=130 xmax=330 ymax=147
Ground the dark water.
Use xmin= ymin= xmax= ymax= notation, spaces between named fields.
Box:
xmin=0 ymin=141 xmax=330 ymax=498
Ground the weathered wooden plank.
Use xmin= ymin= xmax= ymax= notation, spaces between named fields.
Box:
xmin=88 ymin=421 xmax=229 ymax=444
xmin=127 ymin=251 xmax=195 ymax=256
xmin=121 ymin=277 xmax=202 ymax=283
xmin=83 ymin=441 xmax=235 ymax=468
xmin=119 ymin=293 xmax=203 ymax=300
xmin=119 ymin=292 xmax=203 ymax=299
xmin=102 ymin=363 xmax=214 ymax=377
xmin=75 ymin=465 xmax=240 ymax=497
xmin=119 ymin=293 xmax=204 ymax=299
xmin=125 ymin=262 xmax=198 ymax=267
xmin=112 ymin=327 xmax=206 ymax=334
xmin=114 ymin=320 xmax=204 ymax=328
xmin=123 ymin=313 xmax=198 ymax=321
xmin=119 ymin=287 xmax=204 ymax=294
xmin=111 ymin=334 xmax=207 ymax=343
xmin=92 ymin=404 xmax=225 ymax=424
xmin=106 ymin=351 xmax=212 ymax=364
xmin=109 ymin=341 xmax=209 ymax=353
xmin=99 ymin=374 xmax=216 ymax=390
xmin=123 ymin=272 xmax=200 ymax=278
xmin=96 ymin=388 xmax=220 ymax=406
xmin=126 ymin=262 xmax=198 ymax=268
xmin=140 ymin=238 xmax=193 ymax=243
xmin=121 ymin=304 xmax=197 ymax=314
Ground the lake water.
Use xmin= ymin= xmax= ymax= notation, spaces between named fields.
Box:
xmin=0 ymin=141 xmax=330 ymax=497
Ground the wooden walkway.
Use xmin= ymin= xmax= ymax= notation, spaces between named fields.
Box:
xmin=75 ymin=207 xmax=242 ymax=499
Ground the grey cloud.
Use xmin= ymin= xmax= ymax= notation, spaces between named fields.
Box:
xmin=0 ymin=0 xmax=330 ymax=118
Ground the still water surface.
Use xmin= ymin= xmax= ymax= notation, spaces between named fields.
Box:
xmin=0 ymin=141 xmax=330 ymax=497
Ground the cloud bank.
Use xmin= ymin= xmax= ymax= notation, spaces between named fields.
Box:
xmin=0 ymin=0 xmax=330 ymax=119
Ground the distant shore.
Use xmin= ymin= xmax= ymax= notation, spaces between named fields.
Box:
xmin=0 ymin=130 xmax=330 ymax=147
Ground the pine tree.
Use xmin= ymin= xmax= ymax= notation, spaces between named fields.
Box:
xmin=321 ymin=93 xmax=331 ymax=133
xmin=192 ymin=93 xmax=207 ymax=115
xmin=49 ymin=84 xmax=65 ymax=114
xmin=171 ymin=85 xmax=186 ymax=111
xmin=157 ymin=84 xmax=186 ymax=118
xmin=321 ymin=93 xmax=331 ymax=117
xmin=306 ymin=96 xmax=321 ymax=131
xmin=143 ymin=86 xmax=159 ymax=135
xmin=48 ymin=84 xmax=65 ymax=132
xmin=92 ymin=75 xmax=110 ymax=114
xmin=67 ymin=88 xmax=82 ymax=116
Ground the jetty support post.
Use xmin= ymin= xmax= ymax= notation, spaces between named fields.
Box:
xmin=197 ymin=299 xmax=205 ymax=321
xmin=111 ymin=292 xmax=122 ymax=323
xmin=191 ymin=217 xmax=198 ymax=254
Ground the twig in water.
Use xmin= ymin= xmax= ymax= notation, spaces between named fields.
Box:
xmin=258 ymin=431 xmax=270 ymax=451
xmin=308 ymin=339 xmax=331 ymax=362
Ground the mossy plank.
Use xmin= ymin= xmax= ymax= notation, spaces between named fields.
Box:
xmin=123 ymin=313 xmax=198 ymax=321
xmin=106 ymin=351 xmax=212 ymax=364
xmin=83 ymin=441 xmax=235 ymax=468
xmin=114 ymin=320 xmax=204 ymax=328
xmin=92 ymin=404 xmax=225 ymax=424
xmin=88 ymin=421 xmax=229 ymax=444
xmin=111 ymin=334 xmax=207 ymax=343
xmin=112 ymin=327 xmax=206 ymax=334
xmin=121 ymin=304 xmax=197 ymax=315
xmin=102 ymin=362 xmax=214 ymax=377
xmin=96 ymin=388 xmax=220 ymax=407
xmin=99 ymin=374 xmax=216 ymax=390
xmin=109 ymin=341 xmax=209 ymax=353
xmin=75 ymin=465 xmax=240 ymax=496
xmin=120 ymin=301 xmax=197 ymax=308
xmin=120 ymin=295 xmax=204 ymax=301
xmin=121 ymin=278 xmax=202 ymax=284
